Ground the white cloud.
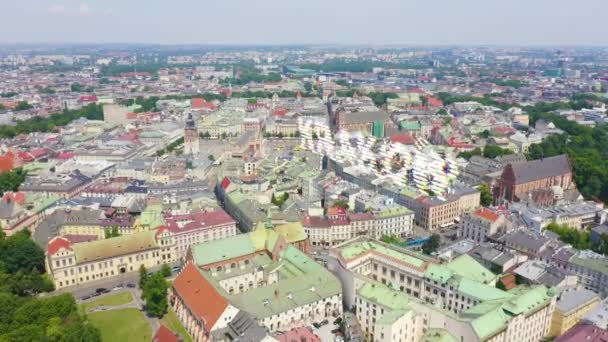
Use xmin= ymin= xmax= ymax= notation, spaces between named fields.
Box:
xmin=46 ymin=2 xmax=111 ymax=17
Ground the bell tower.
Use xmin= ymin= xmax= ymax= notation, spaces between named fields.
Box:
xmin=184 ymin=112 xmax=199 ymax=155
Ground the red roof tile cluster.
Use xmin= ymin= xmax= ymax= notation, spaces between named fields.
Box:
xmin=276 ymin=327 xmax=321 ymax=342
xmin=426 ymin=96 xmax=443 ymax=108
xmin=272 ymin=108 xmax=288 ymax=116
xmin=79 ymin=95 xmax=98 ymax=103
xmin=164 ymin=209 xmax=235 ymax=233
xmin=2 ymin=192 xmax=25 ymax=205
xmin=0 ymin=152 xmax=17 ymax=172
xmin=220 ymin=177 xmax=231 ymax=190
xmin=474 ymin=208 xmax=500 ymax=222
xmin=555 ymin=323 xmax=608 ymax=342
xmin=191 ymin=98 xmax=216 ymax=110
xmin=390 ymin=133 xmax=416 ymax=145
xmin=47 ymin=237 xmax=72 ymax=256
xmin=55 ymin=151 xmax=75 ymax=160
xmin=172 ymin=262 xmax=228 ymax=331
xmin=447 ymin=137 xmax=474 ymax=148
xmin=152 ymin=325 xmax=180 ymax=342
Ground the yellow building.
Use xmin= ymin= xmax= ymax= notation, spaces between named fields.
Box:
xmin=46 ymin=229 xmax=176 ymax=289
xmin=550 ymin=289 xmax=600 ymax=337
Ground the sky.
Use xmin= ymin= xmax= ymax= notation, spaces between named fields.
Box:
xmin=0 ymin=0 xmax=606 ymax=46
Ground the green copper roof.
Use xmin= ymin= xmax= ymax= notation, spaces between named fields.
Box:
xmin=358 ymin=282 xmax=411 ymax=310
xmin=445 ymin=254 xmax=496 ymax=285
xmin=375 ymin=206 xmax=413 ymax=219
xmin=502 ymin=285 xmax=552 ymax=315
xmin=376 ymin=309 xmax=412 ymax=326
xmin=457 ymin=278 xmax=512 ymax=302
xmin=138 ymin=204 xmax=165 ymax=229
xmin=421 ymin=329 xmax=458 ymax=342
xmin=192 ymin=234 xmax=256 ymax=265
xmin=425 ymin=264 xmax=454 ymax=285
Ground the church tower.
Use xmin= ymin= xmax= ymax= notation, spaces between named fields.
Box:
xmin=184 ymin=112 xmax=199 ymax=155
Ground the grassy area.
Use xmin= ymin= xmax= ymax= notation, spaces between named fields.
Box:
xmin=81 ymin=291 xmax=133 ymax=312
xmin=161 ymin=309 xmax=193 ymax=342
xmin=88 ymin=308 xmax=151 ymax=342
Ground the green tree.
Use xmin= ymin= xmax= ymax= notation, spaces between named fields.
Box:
xmin=139 ymin=265 xmax=148 ymax=289
xmin=0 ymin=167 xmax=27 ymax=195
xmin=303 ymin=82 xmax=313 ymax=92
xmin=160 ymin=264 xmax=171 ymax=278
xmin=0 ymin=230 xmax=45 ymax=274
xmin=208 ymin=154 xmax=215 ymax=162
xmin=70 ymin=83 xmax=83 ymax=92
xmin=142 ymin=273 xmax=168 ymax=318
xmin=14 ymin=101 xmax=33 ymax=111
xmin=335 ymin=79 xmax=349 ymax=87
xmin=479 ymin=183 xmax=494 ymax=207
xmin=483 ymin=145 xmax=513 ymax=159
xmin=457 ymin=147 xmax=482 ymax=161
xmin=477 ymin=130 xmax=491 ymax=139
xmin=380 ymin=235 xmax=400 ymax=244
xmin=422 ymin=234 xmax=441 ymax=255
xmin=333 ymin=200 xmax=349 ymax=210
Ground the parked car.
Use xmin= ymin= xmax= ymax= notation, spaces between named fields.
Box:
xmin=334 ymin=317 xmax=343 ymax=325
xmin=320 ymin=319 xmax=329 ymax=326
xmin=81 ymin=295 xmax=91 ymax=301
xmin=95 ymin=287 xmax=107 ymax=293
xmin=126 ymin=283 xmax=136 ymax=288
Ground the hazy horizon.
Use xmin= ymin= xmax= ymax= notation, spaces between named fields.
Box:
xmin=2 ymin=0 xmax=607 ymax=46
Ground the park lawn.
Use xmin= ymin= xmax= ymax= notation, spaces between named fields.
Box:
xmin=88 ymin=308 xmax=151 ymax=342
xmin=81 ymin=291 xmax=133 ymax=312
xmin=161 ymin=309 xmax=193 ymax=342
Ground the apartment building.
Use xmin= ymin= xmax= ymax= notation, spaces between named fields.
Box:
xmin=550 ymin=289 xmax=600 ymax=337
xmin=302 ymin=206 xmax=414 ymax=247
xmin=458 ymin=207 xmax=510 ymax=243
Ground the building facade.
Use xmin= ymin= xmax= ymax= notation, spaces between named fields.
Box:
xmin=46 ymin=230 xmax=177 ymax=289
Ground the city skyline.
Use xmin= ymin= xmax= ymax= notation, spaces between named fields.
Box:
xmin=1 ymin=0 xmax=607 ymax=46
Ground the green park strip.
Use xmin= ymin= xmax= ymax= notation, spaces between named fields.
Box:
xmin=87 ymin=308 xmax=151 ymax=342
xmin=81 ymin=291 xmax=134 ymax=312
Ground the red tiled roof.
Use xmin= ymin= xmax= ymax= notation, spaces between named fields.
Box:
xmin=447 ymin=137 xmax=474 ymax=148
xmin=47 ymin=237 xmax=72 ymax=256
xmin=272 ymin=108 xmax=288 ymax=116
xmin=152 ymin=324 xmax=179 ymax=342
xmin=17 ymin=152 xmax=35 ymax=162
xmin=0 ymin=152 xmax=16 ymax=172
xmin=30 ymin=148 xmax=48 ymax=158
xmin=474 ymin=208 xmax=500 ymax=222
xmin=191 ymin=98 xmax=216 ymax=110
xmin=327 ymin=206 xmax=346 ymax=216
xmin=390 ymin=133 xmax=416 ymax=145
xmin=164 ymin=209 xmax=235 ymax=233
xmin=302 ymin=216 xmax=331 ymax=228
xmin=3 ymin=192 xmax=25 ymax=205
xmin=276 ymin=327 xmax=321 ymax=342
xmin=79 ymin=95 xmax=98 ymax=102
xmin=220 ymin=177 xmax=231 ymax=190
xmin=55 ymin=151 xmax=75 ymax=160
xmin=172 ymin=262 xmax=228 ymax=331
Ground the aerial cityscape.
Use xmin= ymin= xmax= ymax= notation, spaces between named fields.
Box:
xmin=1 ymin=2 xmax=608 ymax=342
